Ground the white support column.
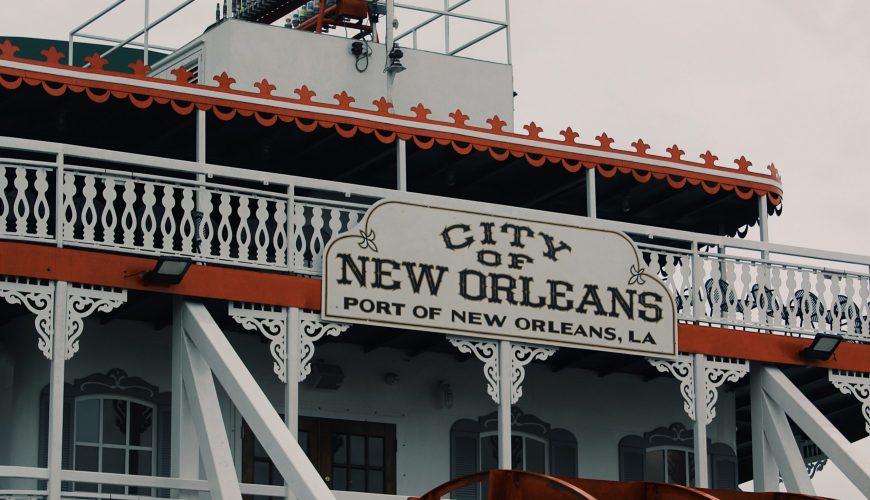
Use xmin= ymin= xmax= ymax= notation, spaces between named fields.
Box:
xmin=760 ymin=365 xmax=870 ymax=493
xmin=497 ymin=339 xmax=511 ymax=469
xmin=750 ymin=362 xmax=779 ymax=492
xmin=585 ymin=168 xmax=596 ymax=218
xmin=172 ymin=299 xmax=200 ymax=498
xmin=47 ymin=281 xmax=67 ymax=500
xmin=181 ymin=335 xmax=242 ymax=500
xmin=758 ymin=194 xmax=769 ymax=244
xmin=759 ymin=390 xmax=815 ymax=494
xmin=286 ymin=307 xmax=301 ymax=438
xmin=692 ymin=353 xmax=709 ymax=488
xmin=182 ymin=301 xmax=335 ymax=500
xmin=197 ymin=109 xmax=206 ymax=163
xmin=397 ymin=139 xmax=407 ymax=191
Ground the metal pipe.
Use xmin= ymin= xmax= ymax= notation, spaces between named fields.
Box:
xmin=69 ymin=0 xmax=128 ymax=36
xmin=448 ymin=25 xmax=505 ymax=56
xmin=144 ymin=0 xmax=150 ymax=65
xmin=394 ymin=0 xmax=473 ymax=41
xmin=74 ymin=33 xmax=175 ymax=52
xmin=504 ymin=0 xmax=512 ymax=64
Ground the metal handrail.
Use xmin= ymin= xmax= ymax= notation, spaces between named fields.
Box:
xmin=68 ymin=0 xmax=195 ymax=68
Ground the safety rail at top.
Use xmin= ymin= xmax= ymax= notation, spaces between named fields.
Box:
xmin=1 ymin=136 xmax=869 ymax=343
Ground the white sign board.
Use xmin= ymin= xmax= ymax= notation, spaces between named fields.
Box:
xmin=322 ymin=200 xmax=677 ymax=357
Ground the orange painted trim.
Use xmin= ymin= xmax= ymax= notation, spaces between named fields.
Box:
xmin=0 ymin=48 xmax=784 ymax=203
xmin=7 ymin=242 xmax=865 ymax=371
xmin=678 ymin=323 xmax=870 ymax=372
xmin=0 ymin=242 xmax=321 ymax=309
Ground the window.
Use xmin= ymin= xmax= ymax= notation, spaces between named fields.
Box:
xmin=618 ymin=422 xmax=737 ymax=489
xmin=38 ymin=369 xmax=170 ymax=495
xmin=242 ymin=416 xmax=396 ymax=498
xmin=450 ymin=407 xmax=577 ymax=500
xmin=72 ymin=397 xmax=156 ymax=494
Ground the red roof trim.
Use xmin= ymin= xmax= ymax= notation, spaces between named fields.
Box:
xmin=0 ymin=43 xmax=783 ymax=205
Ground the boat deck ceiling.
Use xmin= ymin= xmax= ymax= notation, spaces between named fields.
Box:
xmin=0 ymin=80 xmax=769 ymax=236
xmin=1 ymin=292 xmax=859 ymax=487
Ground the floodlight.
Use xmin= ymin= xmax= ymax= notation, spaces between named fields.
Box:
xmin=143 ymin=257 xmax=192 ymax=285
xmin=799 ymin=333 xmax=843 ymax=361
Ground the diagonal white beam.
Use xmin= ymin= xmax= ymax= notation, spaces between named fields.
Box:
xmin=760 ymin=366 xmax=870 ymax=493
xmin=760 ymin=391 xmax=814 ymax=494
xmin=181 ymin=301 xmax=335 ymax=500
xmin=181 ymin=333 xmax=242 ymax=500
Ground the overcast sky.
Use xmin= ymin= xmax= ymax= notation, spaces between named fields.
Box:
xmin=2 ymin=1 xmax=869 ymax=498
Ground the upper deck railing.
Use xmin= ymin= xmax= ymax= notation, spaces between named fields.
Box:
xmin=1 ymin=136 xmax=868 ymax=343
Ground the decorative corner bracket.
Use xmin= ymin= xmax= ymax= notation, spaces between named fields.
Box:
xmin=229 ymin=301 xmax=287 ymax=382
xmin=228 ymin=303 xmax=350 ymax=383
xmin=448 ymin=337 xmax=556 ymax=405
xmin=829 ymin=369 xmax=870 ymax=435
xmin=0 ymin=277 xmax=125 ymax=360
xmin=648 ymin=354 xmax=747 ymax=424
xmin=298 ymin=311 xmax=349 ymax=383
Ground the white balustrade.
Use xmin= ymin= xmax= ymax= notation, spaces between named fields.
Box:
xmin=0 ymin=138 xmax=868 ymax=343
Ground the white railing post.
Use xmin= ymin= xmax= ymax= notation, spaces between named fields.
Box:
xmin=55 ymin=153 xmax=64 ymax=248
xmin=497 ymin=339 xmax=511 ymax=469
xmin=503 ymin=0 xmax=512 ymax=64
xmin=47 ymin=281 xmax=67 ymax=500
xmin=397 ymin=139 xmax=407 ymax=191
xmin=691 ymin=241 xmax=701 ymax=322
xmin=692 ymin=353 xmax=709 ymax=488
xmin=585 ymin=168 xmax=596 ymax=219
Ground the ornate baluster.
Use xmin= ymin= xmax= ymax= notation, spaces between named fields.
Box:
xmin=735 ymin=260 xmax=749 ymax=323
xmin=141 ymin=183 xmax=157 ymax=250
xmin=784 ymin=268 xmax=797 ymax=331
xmin=814 ymin=272 xmax=828 ymax=334
xmin=80 ymin=175 xmax=98 ymax=243
xmin=198 ymin=190 xmax=214 ymax=257
xmin=678 ymin=251 xmax=692 ymax=319
xmin=254 ymin=198 xmax=270 ymax=264
xmin=724 ymin=260 xmax=738 ymax=323
xmin=179 ymin=187 xmax=194 ymax=254
xmin=858 ymin=276 xmax=870 ymax=339
xmin=100 ymin=178 xmax=118 ymax=244
xmin=0 ymin=165 xmax=8 ymax=233
xmin=62 ymin=172 xmax=78 ymax=242
xmin=756 ymin=261 xmax=769 ymax=327
xmin=327 ymin=207 xmax=343 ymax=248
xmin=709 ymin=259 xmax=724 ymax=320
xmin=33 ymin=168 xmax=50 ymax=238
xmin=830 ymin=276 xmax=843 ymax=333
xmin=308 ymin=206 xmax=325 ymax=272
xmin=13 ymin=167 xmax=31 ymax=235
xmin=236 ymin=194 xmax=252 ymax=260
xmin=121 ymin=179 xmax=138 ymax=247
xmin=217 ymin=192 xmax=233 ymax=259
xmin=160 ymin=184 xmax=177 ymax=251
xmin=843 ymin=276 xmax=857 ymax=336
xmin=769 ymin=265 xmax=784 ymax=328
xmin=293 ymin=204 xmax=307 ymax=270
xmin=273 ymin=200 xmax=287 ymax=267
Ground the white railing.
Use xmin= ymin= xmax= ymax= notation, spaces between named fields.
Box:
xmin=1 ymin=136 xmax=868 ymax=342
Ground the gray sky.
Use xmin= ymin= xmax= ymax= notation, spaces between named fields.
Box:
xmin=2 ymin=1 xmax=869 ymax=498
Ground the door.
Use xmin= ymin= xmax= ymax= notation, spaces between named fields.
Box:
xmin=242 ymin=416 xmax=396 ymax=496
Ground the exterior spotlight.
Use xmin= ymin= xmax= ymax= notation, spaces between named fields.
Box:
xmin=386 ymin=44 xmax=405 ymax=74
xmin=144 ymin=256 xmax=192 ymax=285
xmin=800 ymin=333 xmax=843 ymax=361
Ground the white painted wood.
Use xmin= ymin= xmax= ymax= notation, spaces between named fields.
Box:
xmin=181 ymin=301 xmax=335 ymax=500
xmin=397 ymin=139 xmax=407 ymax=192
xmin=585 ymin=168 xmax=596 ymax=218
xmin=497 ymin=339 xmax=511 ymax=469
xmin=760 ymin=389 xmax=815 ymax=494
xmin=47 ymin=281 xmax=66 ymax=500
xmin=286 ymin=307 xmax=300 ymax=438
xmin=750 ymin=363 xmax=779 ymax=492
xmin=171 ymin=299 xmax=201 ymax=499
xmin=181 ymin=334 xmax=243 ymax=500
xmin=692 ymin=353 xmax=709 ymax=488
xmin=761 ymin=365 xmax=870 ymax=494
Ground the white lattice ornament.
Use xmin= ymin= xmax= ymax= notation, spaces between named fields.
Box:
xmin=66 ymin=284 xmax=127 ymax=360
xmin=511 ymin=344 xmax=556 ymax=404
xmin=0 ymin=276 xmax=54 ymax=358
xmin=229 ymin=302 xmax=288 ymax=382
xmin=449 ymin=337 xmax=500 ymax=403
xmin=648 ymin=354 xmax=747 ymax=424
xmin=829 ymin=369 xmax=870 ymax=435
xmin=299 ymin=311 xmax=349 ymax=382
xmin=649 ymin=354 xmax=696 ymax=420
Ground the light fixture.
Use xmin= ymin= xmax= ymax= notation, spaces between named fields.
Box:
xmin=143 ymin=256 xmax=192 ymax=285
xmin=800 ymin=333 xmax=843 ymax=361
xmin=385 ymin=44 xmax=405 ymax=74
